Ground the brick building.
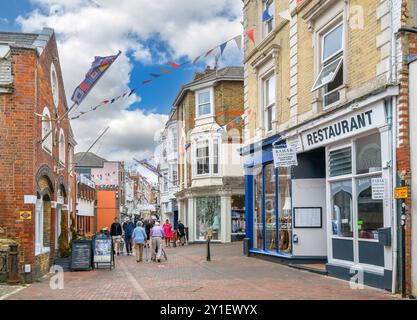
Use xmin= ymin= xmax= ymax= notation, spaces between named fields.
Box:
xmin=76 ymin=174 xmax=96 ymax=236
xmin=0 ymin=28 xmax=75 ymax=282
xmin=175 ymin=67 xmax=246 ymax=243
xmin=240 ymin=0 xmax=417 ymax=293
xmin=74 ymin=152 xmax=125 ymax=232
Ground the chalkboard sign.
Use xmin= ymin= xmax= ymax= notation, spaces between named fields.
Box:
xmin=70 ymin=240 xmax=93 ymax=271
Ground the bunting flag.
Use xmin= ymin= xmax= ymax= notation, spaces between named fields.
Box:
xmin=233 ymin=35 xmax=242 ymax=51
xmin=71 ymin=51 xmax=121 ymax=106
xmin=134 ymin=158 xmax=162 ymax=177
xmin=279 ymin=9 xmax=291 ymax=21
xmin=193 ymin=55 xmax=201 ymax=65
xmin=205 ymin=48 xmax=214 ymax=57
xmin=150 ymin=73 xmax=161 ymax=78
xmin=220 ymin=42 xmax=227 ymax=56
xmin=263 ymin=6 xmax=273 ymax=22
xmin=128 ymin=89 xmax=136 ymax=97
xmin=143 ymin=80 xmax=153 ymax=85
xmin=160 ymin=68 xmax=170 ymax=73
xmin=247 ymin=28 xmax=255 ymax=44
xmin=168 ymin=61 xmax=180 ymax=69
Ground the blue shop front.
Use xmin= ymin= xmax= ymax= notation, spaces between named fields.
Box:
xmin=241 ymin=99 xmax=395 ymax=291
xmin=241 ymin=135 xmax=327 ymax=263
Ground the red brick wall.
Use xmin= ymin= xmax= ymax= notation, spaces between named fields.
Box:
xmin=0 ymin=32 xmax=72 ymax=280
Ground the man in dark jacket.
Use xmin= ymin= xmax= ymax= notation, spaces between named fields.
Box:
xmin=110 ymin=217 xmax=123 ymax=256
xmin=123 ymin=218 xmax=135 ymax=256
xmin=177 ymin=220 xmax=186 ymax=246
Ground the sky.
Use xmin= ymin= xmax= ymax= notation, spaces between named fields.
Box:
xmin=0 ymin=0 xmax=243 ymax=182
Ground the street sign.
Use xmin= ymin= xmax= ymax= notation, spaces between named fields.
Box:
xmin=394 ymin=187 xmax=408 ymax=199
xmin=19 ymin=211 xmax=32 ymax=220
xmin=273 ymin=147 xmax=298 ymax=168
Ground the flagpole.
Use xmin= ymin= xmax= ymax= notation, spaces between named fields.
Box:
xmin=74 ymin=126 xmax=110 ymax=166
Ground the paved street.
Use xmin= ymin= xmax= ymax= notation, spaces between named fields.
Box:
xmin=3 ymin=243 xmax=398 ymax=300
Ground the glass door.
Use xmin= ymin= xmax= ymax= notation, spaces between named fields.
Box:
xmin=264 ymin=163 xmax=277 ymax=252
xmin=278 ymin=167 xmax=292 ymax=254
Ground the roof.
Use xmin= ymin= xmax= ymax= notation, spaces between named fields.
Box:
xmin=0 ymin=28 xmax=54 ymax=55
xmin=74 ymin=152 xmax=107 ymax=168
xmin=172 ymin=66 xmax=244 ymax=107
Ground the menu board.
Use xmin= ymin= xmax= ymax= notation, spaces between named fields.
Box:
xmin=294 ymin=207 xmax=322 ymax=228
xmin=70 ymin=240 xmax=93 ymax=271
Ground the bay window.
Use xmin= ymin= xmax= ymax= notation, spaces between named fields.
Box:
xmin=194 ymin=137 xmax=221 ymax=176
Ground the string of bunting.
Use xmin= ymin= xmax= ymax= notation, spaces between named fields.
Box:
xmin=69 ymin=33 xmax=244 ymax=121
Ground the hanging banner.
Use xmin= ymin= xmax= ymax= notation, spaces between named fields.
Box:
xmin=71 ymin=51 xmax=121 ymax=105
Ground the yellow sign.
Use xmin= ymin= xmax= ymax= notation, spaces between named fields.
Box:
xmin=394 ymin=187 xmax=408 ymax=200
xmin=19 ymin=211 xmax=32 ymax=220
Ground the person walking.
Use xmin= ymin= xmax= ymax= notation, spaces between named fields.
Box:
xmin=163 ymin=219 xmax=173 ymax=247
xmin=123 ymin=218 xmax=135 ymax=256
xmin=177 ymin=220 xmax=186 ymax=246
xmin=150 ymin=221 xmax=165 ymax=263
xmin=131 ymin=221 xmax=148 ymax=263
xmin=110 ymin=217 xmax=123 ymax=256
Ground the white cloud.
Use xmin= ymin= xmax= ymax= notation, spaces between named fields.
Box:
xmin=17 ymin=0 xmax=243 ymax=163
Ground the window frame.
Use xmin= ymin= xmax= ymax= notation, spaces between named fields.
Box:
xmin=263 ymin=73 xmax=276 ymax=133
xmin=193 ymin=135 xmax=222 ymax=178
xmin=262 ymin=0 xmax=275 ymax=39
xmin=50 ymin=63 xmax=59 ymax=111
xmin=41 ymin=107 xmax=53 ymax=154
xmin=195 ymin=87 xmax=214 ymax=119
xmin=59 ymin=128 xmax=66 ymax=165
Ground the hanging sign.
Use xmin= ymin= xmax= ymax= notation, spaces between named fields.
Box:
xmin=394 ymin=187 xmax=408 ymax=199
xmin=371 ymin=178 xmax=385 ymax=200
xmin=273 ymin=147 xmax=298 ymax=168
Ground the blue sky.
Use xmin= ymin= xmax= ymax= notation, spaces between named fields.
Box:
xmin=0 ymin=0 xmax=243 ymax=169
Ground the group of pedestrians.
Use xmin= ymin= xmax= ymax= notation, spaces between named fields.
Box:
xmin=109 ymin=217 xmax=187 ymax=264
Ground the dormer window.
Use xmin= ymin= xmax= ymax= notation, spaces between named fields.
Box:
xmin=51 ymin=63 xmax=59 ymax=111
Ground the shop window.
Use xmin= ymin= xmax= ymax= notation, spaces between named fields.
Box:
xmin=196 ymin=89 xmax=212 ymax=118
xmin=196 ymin=197 xmax=221 ymax=241
xmin=262 ymin=0 xmax=275 ymax=38
xmin=356 ymin=133 xmax=382 ymax=175
xmin=331 ymin=181 xmax=353 ymax=238
xmin=312 ymin=22 xmax=344 ymax=108
xmin=357 ymin=178 xmax=384 ymax=240
xmin=253 ymin=167 xmax=263 ymax=249
xmin=265 ymin=163 xmax=277 ymax=252
xmin=329 ymin=147 xmax=352 ymax=177
xmin=278 ymin=168 xmax=292 ymax=253
xmin=263 ymin=74 xmax=276 ymax=132
xmin=231 ymin=195 xmax=246 ymax=236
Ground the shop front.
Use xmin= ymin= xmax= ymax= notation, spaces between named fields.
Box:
xmin=242 ymin=96 xmax=395 ymax=290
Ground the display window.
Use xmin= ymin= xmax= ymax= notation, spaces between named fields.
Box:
xmin=328 ymin=131 xmax=385 ymax=262
xmin=252 ymin=164 xmax=292 ymax=254
xmin=231 ymin=195 xmax=246 ymax=235
xmin=195 ymin=197 xmax=221 ymax=241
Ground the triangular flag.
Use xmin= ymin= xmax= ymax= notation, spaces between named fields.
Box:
xmin=234 ymin=35 xmax=242 ymax=51
xmin=168 ymin=61 xmax=180 ymax=69
xmin=193 ymin=55 xmax=201 ymax=65
xmin=220 ymin=42 xmax=227 ymax=56
xmin=160 ymin=68 xmax=170 ymax=73
xmin=263 ymin=7 xmax=272 ymax=22
xmin=278 ymin=9 xmax=291 ymax=21
xmin=150 ymin=73 xmax=161 ymax=78
xmin=103 ymin=100 xmax=109 ymax=104
xmin=142 ymin=80 xmax=152 ymax=85
xmin=128 ymin=89 xmax=136 ymax=97
xmin=247 ymin=28 xmax=255 ymax=44
xmin=205 ymin=48 xmax=214 ymax=58
xmin=230 ymin=121 xmax=235 ymax=129
xmin=235 ymin=117 xmax=240 ymax=124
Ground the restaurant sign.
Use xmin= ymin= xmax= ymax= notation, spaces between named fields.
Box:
xmin=301 ymin=104 xmax=386 ymax=151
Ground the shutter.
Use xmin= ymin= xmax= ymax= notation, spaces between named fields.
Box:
xmin=329 ymin=147 xmax=352 ymax=177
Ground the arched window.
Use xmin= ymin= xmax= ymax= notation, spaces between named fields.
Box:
xmin=51 ymin=63 xmax=59 ymax=110
xmin=42 ymin=107 xmax=53 ymax=152
xmin=59 ymin=129 xmax=65 ymax=164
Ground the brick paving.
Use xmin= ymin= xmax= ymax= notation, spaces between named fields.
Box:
xmin=4 ymin=242 xmax=399 ymax=300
